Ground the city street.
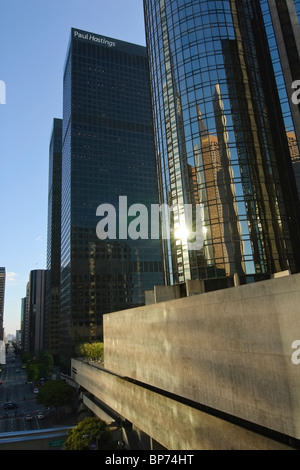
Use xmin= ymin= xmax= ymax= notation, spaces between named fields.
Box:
xmin=0 ymin=356 xmax=50 ymax=434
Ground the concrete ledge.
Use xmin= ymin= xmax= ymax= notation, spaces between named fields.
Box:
xmin=71 ymin=360 xmax=293 ymax=450
xmin=82 ymin=394 xmax=115 ymax=424
xmin=103 ymin=273 xmax=300 ymax=440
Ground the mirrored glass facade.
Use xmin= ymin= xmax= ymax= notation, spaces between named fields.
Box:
xmin=60 ymin=29 xmax=163 ymax=367
xmin=263 ymin=0 xmax=300 ymax=195
xmin=144 ymin=0 xmax=300 ymax=287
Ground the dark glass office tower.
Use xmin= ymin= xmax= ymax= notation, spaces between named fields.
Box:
xmin=60 ymin=29 xmax=162 ymax=369
xmin=20 ymin=297 xmax=26 ymax=352
xmin=45 ymin=118 xmax=62 ymax=362
xmin=263 ymin=0 xmax=300 ymax=195
xmin=26 ymin=270 xmax=46 ymax=357
xmin=143 ymin=0 xmax=300 ymax=286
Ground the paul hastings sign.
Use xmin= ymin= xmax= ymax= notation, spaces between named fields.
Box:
xmin=73 ymin=29 xmax=116 ymax=48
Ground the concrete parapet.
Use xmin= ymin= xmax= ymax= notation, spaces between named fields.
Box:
xmin=71 ymin=359 xmax=293 ymax=450
xmin=186 ymin=279 xmax=205 ymax=296
xmin=145 ymin=290 xmax=155 ymax=305
xmin=154 ymin=284 xmax=181 ymax=302
xmin=271 ymin=269 xmax=291 ymax=278
xmin=104 ymin=273 xmax=300 ymax=442
xmin=233 ymin=272 xmax=240 ymax=286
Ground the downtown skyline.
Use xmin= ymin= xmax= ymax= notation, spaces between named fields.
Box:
xmin=0 ymin=0 xmax=146 ymax=335
xmin=2 ymin=0 xmax=300 ymax=339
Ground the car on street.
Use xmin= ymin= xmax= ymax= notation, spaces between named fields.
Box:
xmin=25 ymin=413 xmax=33 ymax=421
xmin=4 ymin=401 xmax=18 ymax=410
xmin=37 ymin=411 xmax=45 ymax=420
xmin=33 ymin=388 xmax=39 ymax=394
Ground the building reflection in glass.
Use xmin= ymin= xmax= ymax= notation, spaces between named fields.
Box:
xmin=144 ymin=0 xmax=300 ymax=287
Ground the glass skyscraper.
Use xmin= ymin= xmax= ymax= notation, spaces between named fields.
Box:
xmin=45 ymin=118 xmax=62 ymax=362
xmin=143 ymin=0 xmax=300 ymax=287
xmin=26 ymin=270 xmax=46 ymax=357
xmin=263 ymin=0 xmax=300 ymax=195
xmin=60 ymin=29 xmax=163 ymax=368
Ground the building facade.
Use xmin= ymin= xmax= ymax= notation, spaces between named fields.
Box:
xmin=45 ymin=118 xmax=62 ymax=363
xmin=0 ymin=268 xmax=5 ymax=341
xmin=20 ymin=296 xmax=26 ymax=351
xmin=24 ymin=270 xmax=46 ymax=357
xmin=143 ymin=0 xmax=300 ymax=287
xmin=60 ymin=29 xmax=163 ymax=369
xmin=263 ymin=0 xmax=300 ymax=195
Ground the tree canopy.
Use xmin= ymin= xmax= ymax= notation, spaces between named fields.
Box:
xmin=22 ymin=349 xmax=54 ymax=383
xmin=64 ymin=416 xmax=114 ymax=450
xmin=26 ymin=362 xmax=48 ymax=383
xmin=76 ymin=342 xmax=104 ymax=362
xmin=36 ymin=379 xmax=73 ymax=412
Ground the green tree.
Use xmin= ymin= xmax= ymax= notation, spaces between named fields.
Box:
xmin=22 ymin=350 xmax=54 ymax=383
xmin=76 ymin=342 xmax=104 ymax=362
xmin=21 ymin=353 xmax=34 ymax=366
xmin=39 ymin=350 xmax=54 ymax=372
xmin=64 ymin=416 xmax=113 ymax=450
xmin=36 ymin=379 xmax=73 ymax=418
xmin=26 ymin=362 xmax=48 ymax=383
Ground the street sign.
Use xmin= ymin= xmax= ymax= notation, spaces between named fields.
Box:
xmin=49 ymin=439 xmax=65 ymax=448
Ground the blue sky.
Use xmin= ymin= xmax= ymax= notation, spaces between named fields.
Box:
xmin=0 ymin=0 xmax=146 ymax=335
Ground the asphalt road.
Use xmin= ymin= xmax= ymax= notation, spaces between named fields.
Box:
xmin=0 ymin=357 xmax=50 ymax=434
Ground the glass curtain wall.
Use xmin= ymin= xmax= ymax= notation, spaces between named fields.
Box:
xmin=262 ymin=0 xmax=300 ymax=196
xmin=143 ymin=0 xmax=300 ymax=286
xmin=60 ymin=30 xmax=163 ymax=369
